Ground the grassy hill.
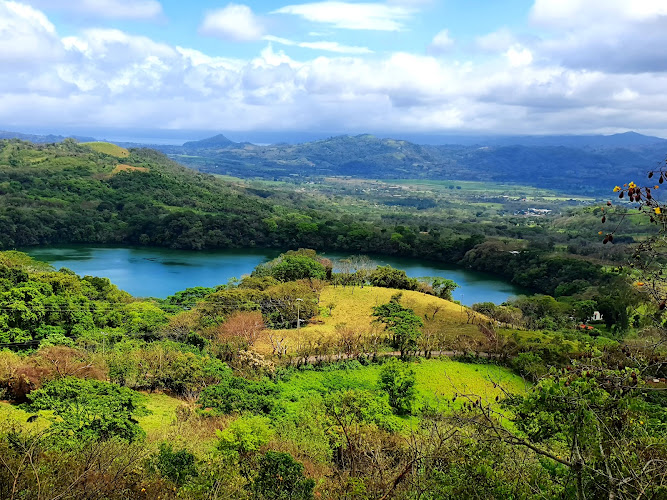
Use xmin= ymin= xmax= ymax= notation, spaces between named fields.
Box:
xmin=81 ymin=141 xmax=130 ymax=158
xmin=256 ymin=285 xmax=488 ymax=356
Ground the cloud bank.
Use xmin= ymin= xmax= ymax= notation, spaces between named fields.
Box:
xmin=2 ymin=0 xmax=667 ymax=137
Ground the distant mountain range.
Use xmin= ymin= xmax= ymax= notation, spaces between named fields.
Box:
xmin=3 ymin=128 xmax=666 ymax=195
xmin=149 ymin=132 xmax=666 ymax=195
xmin=0 ymin=130 xmax=97 ymax=143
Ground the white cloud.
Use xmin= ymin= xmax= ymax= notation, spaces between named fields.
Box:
xmin=24 ymin=0 xmax=162 ymax=20
xmin=529 ymin=0 xmax=667 ymax=73
xmin=273 ymin=2 xmax=413 ymax=31
xmin=428 ymin=29 xmax=454 ymax=54
xmin=531 ymin=0 xmax=667 ymax=27
xmin=3 ymin=0 xmax=667 ymax=136
xmin=200 ymin=3 xmax=265 ymax=41
xmin=505 ymin=45 xmax=533 ymax=67
xmin=0 ymin=1 xmax=63 ymax=64
xmin=263 ymin=36 xmax=372 ymax=54
xmin=476 ymin=28 xmax=517 ymax=53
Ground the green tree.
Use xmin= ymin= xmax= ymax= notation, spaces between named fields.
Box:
xmin=378 ymin=359 xmax=417 ymax=415
xmin=368 ymin=266 xmax=418 ymax=290
xmin=372 ymin=300 xmax=423 ymax=359
xmin=431 ymin=277 xmax=459 ymax=300
xmin=269 ymin=255 xmax=326 ymax=282
xmin=151 ymin=442 xmax=198 ymax=486
xmin=216 ymin=415 xmax=274 ymax=459
xmin=197 ymin=376 xmax=281 ymax=416
xmin=460 ymin=366 xmax=667 ymax=499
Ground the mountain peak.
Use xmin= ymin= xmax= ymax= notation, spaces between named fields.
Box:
xmin=182 ymin=134 xmax=236 ymax=149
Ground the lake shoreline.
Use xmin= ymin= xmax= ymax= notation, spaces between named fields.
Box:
xmin=20 ymin=245 xmax=529 ymax=305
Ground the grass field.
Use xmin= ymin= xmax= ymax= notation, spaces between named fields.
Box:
xmin=255 ymin=285 xmax=486 ymax=356
xmin=390 ymin=178 xmax=594 ymax=201
xmin=112 ymin=164 xmax=149 ymax=175
xmin=278 ymin=358 xmax=527 ymax=413
xmin=81 ymin=141 xmax=130 ymax=158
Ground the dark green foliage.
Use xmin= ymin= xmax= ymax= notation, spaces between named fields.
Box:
xmin=107 ymin=341 xmax=230 ymax=394
xmin=269 ymin=255 xmax=326 ymax=282
xmin=253 ymin=451 xmax=315 ymax=500
xmin=369 ymin=266 xmax=419 ymax=290
xmin=198 ymin=376 xmax=281 ymax=416
xmin=499 ymin=367 xmax=667 ymax=499
xmin=378 ymin=359 xmax=417 ymax=415
xmin=199 ymin=279 xmax=319 ymax=330
xmin=325 ymin=389 xmax=401 ymax=431
xmin=162 ymin=286 xmax=215 ymax=311
xmin=151 ymin=442 xmax=198 ymax=486
xmin=26 ymin=377 xmax=148 ymax=443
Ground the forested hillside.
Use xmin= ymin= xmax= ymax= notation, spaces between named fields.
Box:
xmin=155 ymin=133 xmax=666 ymax=194
xmin=0 ymin=139 xmax=645 ymax=308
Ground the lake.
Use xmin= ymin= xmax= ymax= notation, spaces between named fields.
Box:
xmin=23 ymin=246 xmax=527 ymax=305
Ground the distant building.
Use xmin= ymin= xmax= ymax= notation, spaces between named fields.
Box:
xmin=591 ymin=311 xmax=603 ymax=322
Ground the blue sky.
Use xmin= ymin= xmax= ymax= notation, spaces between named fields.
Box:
xmin=2 ymin=0 xmax=667 ymax=140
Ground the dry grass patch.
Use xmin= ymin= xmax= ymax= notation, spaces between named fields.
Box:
xmin=112 ymin=164 xmax=149 ymax=175
xmin=81 ymin=141 xmax=130 ymax=158
xmin=255 ymin=286 xmax=488 ymax=356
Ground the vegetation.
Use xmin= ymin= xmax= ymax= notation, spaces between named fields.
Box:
xmin=0 ymin=136 xmax=665 ymax=498
xmin=158 ymin=133 xmax=666 ymax=195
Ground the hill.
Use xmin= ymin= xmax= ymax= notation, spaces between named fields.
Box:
xmin=0 ymin=139 xmax=489 ymax=264
xmin=157 ymin=133 xmax=666 ymax=195
xmin=0 ymin=130 xmax=97 ymax=143
xmin=81 ymin=141 xmax=130 ymax=158
xmin=182 ymin=134 xmax=238 ymax=150
xmin=256 ymin=286 xmax=486 ymax=356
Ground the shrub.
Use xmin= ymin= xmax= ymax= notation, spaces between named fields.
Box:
xmin=26 ymin=377 xmax=149 ymax=443
xmin=253 ymin=451 xmax=315 ymax=500
xmin=378 ymin=359 xmax=417 ymax=415
xmin=198 ymin=376 xmax=281 ymax=416
xmin=150 ymin=442 xmax=198 ymax=486
xmin=216 ymin=415 xmax=274 ymax=458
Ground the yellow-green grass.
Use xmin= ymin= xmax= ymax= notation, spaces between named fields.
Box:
xmin=0 ymin=392 xmax=187 ymax=440
xmin=139 ymin=393 xmax=230 ymax=453
xmin=0 ymin=401 xmax=51 ymax=431
xmin=81 ymin=141 xmax=130 ymax=158
xmin=137 ymin=392 xmax=181 ymax=435
xmin=112 ymin=164 xmax=149 ymax=175
xmin=255 ymin=285 xmax=487 ymax=355
xmin=277 ymin=358 xmax=527 ymax=413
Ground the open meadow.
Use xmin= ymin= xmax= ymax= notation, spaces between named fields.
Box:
xmin=254 ymin=285 xmax=488 ymax=356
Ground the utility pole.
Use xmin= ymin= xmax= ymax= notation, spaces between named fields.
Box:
xmin=296 ymin=298 xmax=303 ymax=329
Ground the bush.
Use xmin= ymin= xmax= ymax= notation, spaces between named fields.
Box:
xmin=150 ymin=442 xmax=198 ymax=486
xmin=270 ymin=256 xmax=326 ymax=282
xmin=216 ymin=415 xmax=274 ymax=458
xmin=253 ymin=451 xmax=315 ymax=500
xmin=198 ymin=376 xmax=281 ymax=416
xmin=26 ymin=377 xmax=149 ymax=443
xmin=369 ymin=266 xmax=419 ymax=290
xmin=378 ymin=359 xmax=417 ymax=415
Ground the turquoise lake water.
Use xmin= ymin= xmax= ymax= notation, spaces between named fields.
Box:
xmin=24 ymin=246 xmax=527 ymax=305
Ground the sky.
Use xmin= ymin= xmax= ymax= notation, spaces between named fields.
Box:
xmin=2 ymin=0 xmax=667 ymax=141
